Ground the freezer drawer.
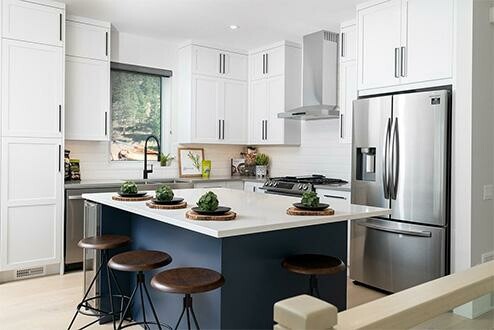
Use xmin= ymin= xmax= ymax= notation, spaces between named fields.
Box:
xmin=350 ymin=218 xmax=446 ymax=293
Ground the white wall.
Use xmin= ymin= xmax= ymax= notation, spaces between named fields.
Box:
xmin=66 ymin=30 xmax=244 ymax=180
xmin=257 ymin=120 xmax=351 ymax=180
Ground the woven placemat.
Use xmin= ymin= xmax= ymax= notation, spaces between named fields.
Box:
xmin=185 ymin=210 xmax=237 ymax=221
xmin=146 ymin=201 xmax=188 ymax=209
xmin=287 ymin=207 xmax=335 ymax=216
xmin=112 ymin=195 xmax=153 ymax=202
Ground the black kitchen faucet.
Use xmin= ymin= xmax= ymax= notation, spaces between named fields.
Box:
xmin=143 ymin=135 xmax=161 ymax=179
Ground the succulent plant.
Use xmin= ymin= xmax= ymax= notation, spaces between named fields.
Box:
xmin=121 ymin=181 xmax=138 ymax=194
xmin=197 ymin=191 xmax=219 ymax=211
xmin=160 ymin=153 xmax=175 ymax=167
xmin=255 ymin=153 xmax=270 ymax=166
xmin=156 ymin=185 xmax=174 ymax=201
xmin=301 ymin=191 xmax=320 ymax=208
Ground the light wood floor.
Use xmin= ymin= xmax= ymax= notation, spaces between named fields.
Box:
xmin=0 ymin=272 xmax=492 ymax=329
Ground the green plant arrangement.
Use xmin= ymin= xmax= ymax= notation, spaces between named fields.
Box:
xmin=155 ymin=185 xmax=174 ymax=201
xmin=197 ymin=191 xmax=219 ymax=211
xmin=121 ymin=181 xmax=138 ymax=194
xmin=255 ymin=153 xmax=270 ymax=166
xmin=187 ymin=151 xmax=201 ymax=171
xmin=301 ymin=191 xmax=320 ymax=208
xmin=160 ymin=153 xmax=175 ymax=167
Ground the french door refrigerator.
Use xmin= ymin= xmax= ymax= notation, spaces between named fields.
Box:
xmin=350 ymin=89 xmax=450 ymax=293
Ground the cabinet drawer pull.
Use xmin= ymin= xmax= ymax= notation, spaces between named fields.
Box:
xmin=324 ymin=194 xmax=347 ymax=200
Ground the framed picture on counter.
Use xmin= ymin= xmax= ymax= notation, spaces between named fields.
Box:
xmin=178 ymin=148 xmax=204 ymax=177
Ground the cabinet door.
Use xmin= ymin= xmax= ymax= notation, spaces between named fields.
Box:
xmin=266 ymin=76 xmax=285 ymax=143
xmin=66 ymin=20 xmax=109 ymax=61
xmin=250 ymin=52 xmax=265 ymax=81
xmin=341 ymin=23 xmax=357 ymax=62
xmin=339 ymin=61 xmax=357 ymax=144
xmin=224 ymin=52 xmax=247 ymax=81
xmin=249 ymin=80 xmax=267 ymax=144
xmin=223 ymin=80 xmax=248 ymax=144
xmin=401 ymin=0 xmax=453 ymax=84
xmin=1 ymin=0 xmax=63 ymax=47
xmin=0 ymin=138 xmax=62 ymax=270
xmin=65 ymin=56 xmax=109 ymax=141
xmin=266 ymin=46 xmax=284 ymax=78
xmin=192 ymin=46 xmax=221 ymax=77
xmin=1 ymin=39 xmax=63 ymax=138
xmin=357 ymin=0 xmax=402 ymax=90
xmin=192 ymin=76 xmax=221 ymax=143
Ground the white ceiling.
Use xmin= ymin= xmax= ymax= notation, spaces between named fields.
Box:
xmin=60 ymin=0 xmax=361 ymax=49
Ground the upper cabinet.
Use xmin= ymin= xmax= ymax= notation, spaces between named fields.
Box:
xmin=178 ymin=43 xmax=248 ymax=144
xmin=340 ymin=20 xmax=357 ymax=62
xmin=1 ymin=0 xmax=64 ymax=47
xmin=339 ymin=20 xmax=357 ymax=144
xmin=248 ymin=42 xmax=302 ymax=145
xmin=65 ymin=16 xmax=111 ymax=141
xmin=357 ymin=0 xmax=453 ymax=93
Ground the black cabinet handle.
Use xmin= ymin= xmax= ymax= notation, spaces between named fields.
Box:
xmin=340 ymin=114 xmax=344 ymax=139
xmin=105 ymin=32 xmax=108 ymax=56
xmin=58 ymin=105 xmax=62 ymax=133
xmin=105 ymin=112 xmax=108 ymax=135
xmin=341 ymin=32 xmax=345 ymax=57
xmin=58 ymin=145 xmax=62 ymax=172
xmin=262 ymin=54 xmax=265 ymax=74
xmin=222 ymin=54 xmax=226 ymax=74
xmin=265 ymin=53 xmax=268 ymax=74
xmin=222 ymin=119 xmax=225 ymax=139
xmin=219 ymin=53 xmax=222 ymax=74
xmin=59 ymin=13 xmax=63 ymax=41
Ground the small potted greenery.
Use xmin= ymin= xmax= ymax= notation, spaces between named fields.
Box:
xmin=155 ymin=185 xmax=174 ymax=202
xmin=301 ymin=191 xmax=320 ymax=208
xmin=120 ymin=181 xmax=138 ymax=195
xmin=197 ymin=191 xmax=219 ymax=211
xmin=255 ymin=153 xmax=270 ymax=179
xmin=160 ymin=153 xmax=175 ymax=167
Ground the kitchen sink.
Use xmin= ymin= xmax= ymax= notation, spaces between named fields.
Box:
xmin=130 ymin=178 xmax=194 ymax=189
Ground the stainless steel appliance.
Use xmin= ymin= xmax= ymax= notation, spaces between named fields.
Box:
xmin=261 ymin=175 xmax=348 ymax=197
xmin=351 ymin=89 xmax=451 ymax=293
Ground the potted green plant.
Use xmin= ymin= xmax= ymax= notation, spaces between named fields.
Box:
xmin=120 ymin=181 xmax=138 ymax=195
xmin=197 ymin=191 xmax=219 ymax=211
xmin=301 ymin=191 xmax=320 ymax=208
xmin=255 ymin=153 xmax=270 ymax=179
xmin=160 ymin=153 xmax=175 ymax=167
xmin=155 ymin=185 xmax=174 ymax=201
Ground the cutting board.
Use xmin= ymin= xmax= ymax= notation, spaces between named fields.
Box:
xmin=112 ymin=195 xmax=153 ymax=202
xmin=287 ymin=207 xmax=334 ymax=216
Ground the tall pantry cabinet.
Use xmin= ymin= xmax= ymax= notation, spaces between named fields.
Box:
xmin=0 ymin=0 xmax=65 ymax=275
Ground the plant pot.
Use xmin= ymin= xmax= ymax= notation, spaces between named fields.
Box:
xmin=256 ymin=165 xmax=268 ymax=179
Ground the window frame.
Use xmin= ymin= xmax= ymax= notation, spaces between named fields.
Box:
xmin=108 ymin=62 xmax=172 ymax=163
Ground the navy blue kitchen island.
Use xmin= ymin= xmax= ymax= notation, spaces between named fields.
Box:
xmin=84 ymin=189 xmax=390 ymax=329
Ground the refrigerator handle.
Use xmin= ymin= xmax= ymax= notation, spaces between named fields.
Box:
xmin=382 ymin=117 xmax=392 ymax=199
xmin=357 ymin=222 xmax=432 ymax=238
xmin=390 ymin=118 xmax=400 ymax=199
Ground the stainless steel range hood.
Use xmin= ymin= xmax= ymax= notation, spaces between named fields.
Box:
xmin=278 ymin=30 xmax=340 ymax=121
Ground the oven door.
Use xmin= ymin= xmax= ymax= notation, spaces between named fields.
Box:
xmin=350 ymin=218 xmax=446 ymax=293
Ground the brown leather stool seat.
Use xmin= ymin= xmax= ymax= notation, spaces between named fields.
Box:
xmin=151 ymin=267 xmax=225 ymax=330
xmin=108 ymin=250 xmax=172 ymax=330
xmin=282 ymin=254 xmax=346 ymax=298
xmin=68 ymin=235 xmax=131 ymax=330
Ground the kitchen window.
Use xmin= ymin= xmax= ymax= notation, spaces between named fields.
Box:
xmin=110 ymin=62 xmax=172 ymax=161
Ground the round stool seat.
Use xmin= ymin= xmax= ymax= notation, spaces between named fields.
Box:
xmin=151 ymin=267 xmax=225 ymax=294
xmin=282 ymin=254 xmax=345 ymax=276
xmin=78 ymin=235 xmax=131 ymax=250
xmin=108 ymin=250 xmax=172 ymax=272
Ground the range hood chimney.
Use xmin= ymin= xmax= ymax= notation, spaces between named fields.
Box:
xmin=278 ymin=30 xmax=340 ymax=120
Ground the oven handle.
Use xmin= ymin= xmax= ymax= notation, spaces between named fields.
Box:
xmin=357 ymin=222 xmax=432 ymax=237
xmin=263 ymin=190 xmax=302 ymax=198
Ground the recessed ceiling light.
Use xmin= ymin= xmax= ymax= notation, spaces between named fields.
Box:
xmin=229 ymin=25 xmax=240 ymax=30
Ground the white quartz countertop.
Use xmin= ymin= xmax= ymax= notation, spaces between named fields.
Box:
xmin=82 ymin=188 xmax=390 ymax=238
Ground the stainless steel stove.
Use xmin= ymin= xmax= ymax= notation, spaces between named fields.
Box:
xmin=261 ymin=175 xmax=348 ymax=197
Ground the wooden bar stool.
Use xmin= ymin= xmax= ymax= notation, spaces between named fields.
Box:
xmin=282 ymin=254 xmax=346 ymax=298
xmin=108 ymin=250 xmax=172 ymax=330
xmin=151 ymin=267 xmax=225 ymax=330
xmin=68 ymin=234 xmax=131 ymax=330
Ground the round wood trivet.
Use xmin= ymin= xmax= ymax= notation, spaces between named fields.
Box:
xmin=185 ymin=210 xmax=237 ymax=221
xmin=146 ymin=201 xmax=187 ymax=209
xmin=112 ymin=195 xmax=153 ymax=202
xmin=286 ymin=207 xmax=335 ymax=216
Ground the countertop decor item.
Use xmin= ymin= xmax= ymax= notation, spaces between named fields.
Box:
xmin=202 ymin=160 xmax=212 ymax=178
xmin=120 ymin=181 xmax=138 ymax=194
xmin=146 ymin=200 xmax=187 ymax=209
xmin=185 ymin=209 xmax=237 ymax=221
xmin=112 ymin=194 xmax=152 ymax=202
xmin=255 ymin=153 xmax=270 ymax=179
xmin=287 ymin=207 xmax=334 ymax=216
xmin=301 ymin=191 xmax=320 ymax=208
xmin=155 ymin=185 xmax=174 ymax=201
xmin=70 ymin=159 xmax=81 ymax=181
xmin=293 ymin=203 xmax=330 ymax=211
xmin=152 ymin=197 xmax=184 ymax=205
xmin=191 ymin=206 xmax=231 ymax=215
xmin=197 ymin=191 xmax=219 ymax=211
xmin=160 ymin=153 xmax=175 ymax=167
xmin=178 ymin=148 xmax=204 ymax=177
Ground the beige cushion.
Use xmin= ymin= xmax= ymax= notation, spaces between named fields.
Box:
xmin=274 ymin=294 xmax=337 ymax=330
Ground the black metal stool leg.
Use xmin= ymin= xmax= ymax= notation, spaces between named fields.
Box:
xmin=104 ymin=251 xmax=117 ymax=330
xmin=308 ymin=275 xmax=321 ymax=298
xmin=138 ymin=273 xmax=148 ymax=328
xmin=117 ymin=281 xmax=139 ymax=329
xmin=174 ymin=305 xmax=186 ymax=330
xmin=188 ymin=297 xmax=200 ymax=330
xmin=143 ymin=279 xmax=163 ymax=330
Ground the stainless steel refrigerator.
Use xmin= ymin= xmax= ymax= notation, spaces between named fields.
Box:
xmin=350 ymin=89 xmax=450 ymax=293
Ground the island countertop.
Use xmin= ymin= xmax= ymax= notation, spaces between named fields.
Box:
xmin=82 ymin=188 xmax=390 ymax=238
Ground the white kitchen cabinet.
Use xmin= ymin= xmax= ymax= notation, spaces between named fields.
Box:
xmin=65 ymin=56 xmax=109 ymax=141
xmin=0 ymin=138 xmax=62 ymax=270
xmin=65 ymin=16 xmax=110 ymax=141
xmin=1 ymin=0 xmax=64 ymax=47
xmin=340 ymin=20 xmax=357 ymax=62
xmin=1 ymin=38 xmax=63 ymax=138
xmin=191 ymin=45 xmax=247 ymax=81
xmin=248 ymin=42 xmax=302 ymax=145
xmin=339 ymin=61 xmax=357 ymax=144
xmin=178 ymin=43 xmax=248 ymax=144
xmin=66 ymin=17 xmax=110 ymax=61
xmin=244 ymin=181 xmax=265 ymax=193
xmin=357 ymin=0 xmax=453 ymax=92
